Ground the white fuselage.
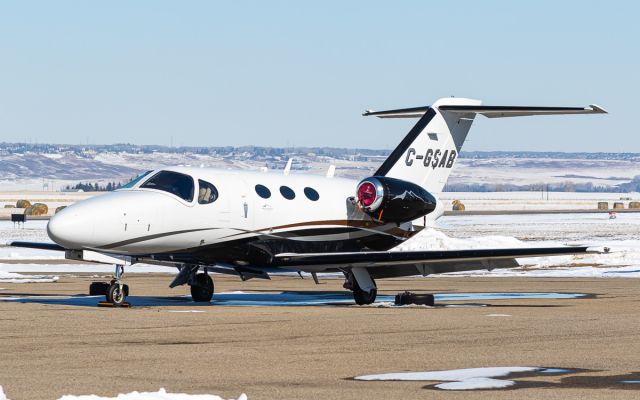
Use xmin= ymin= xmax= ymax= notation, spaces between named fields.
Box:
xmin=48 ymin=167 xmax=441 ymax=264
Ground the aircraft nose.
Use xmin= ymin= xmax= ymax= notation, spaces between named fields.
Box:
xmin=47 ymin=205 xmax=96 ymax=248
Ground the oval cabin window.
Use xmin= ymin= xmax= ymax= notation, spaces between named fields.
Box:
xmin=255 ymin=184 xmax=271 ymax=199
xmin=279 ymin=186 xmax=295 ymax=200
xmin=304 ymin=187 xmax=320 ymax=201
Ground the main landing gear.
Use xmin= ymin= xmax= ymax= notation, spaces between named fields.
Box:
xmin=169 ymin=265 xmax=215 ymax=302
xmin=190 ymin=272 xmax=214 ymax=302
xmin=344 ymin=267 xmax=377 ymax=305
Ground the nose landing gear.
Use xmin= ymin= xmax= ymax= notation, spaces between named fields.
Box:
xmin=103 ymin=265 xmax=129 ymax=307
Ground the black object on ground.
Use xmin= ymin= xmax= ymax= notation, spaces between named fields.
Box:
xmin=395 ymin=291 xmax=435 ymax=306
xmin=89 ymin=282 xmax=129 ymax=296
xmin=11 ymin=213 xmax=26 ymax=224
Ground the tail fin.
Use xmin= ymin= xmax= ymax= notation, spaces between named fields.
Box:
xmin=366 ymin=98 xmax=606 ymax=193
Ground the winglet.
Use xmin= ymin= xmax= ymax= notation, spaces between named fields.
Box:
xmin=589 ymin=104 xmax=608 ymax=114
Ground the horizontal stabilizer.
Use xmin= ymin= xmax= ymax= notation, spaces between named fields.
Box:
xmin=363 ymin=106 xmax=430 ymax=119
xmin=440 ymin=104 xmax=608 ymax=118
xmin=364 ymin=104 xmax=607 ymax=119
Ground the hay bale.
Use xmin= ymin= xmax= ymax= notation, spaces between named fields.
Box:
xmin=16 ymin=199 xmax=31 ymax=208
xmin=613 ymin=202 xmax=625 ymax=210
xmin=55 ymin=206 xmax=67 ymax=214
xmin=597 ymin=202 xmax=609 ymax=210
xmin=629 ymin=202 xmax=640 ymax=209
xmin=25 ymin=203 xmax=48 ymax=216
xmin=452 ymin=200 xmax=465 ymax=211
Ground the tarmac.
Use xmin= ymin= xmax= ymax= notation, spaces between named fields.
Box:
xmin=0 ymin=274 xmax=639 ymax=399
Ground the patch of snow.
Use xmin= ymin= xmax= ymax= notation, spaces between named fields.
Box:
xmin=355 ymin=366 xmax=539 ymax=390
xmin=0 ymin=271 xmax=58 ymax=283
xmin=0 ymin=385 xmax=7 ymax=400
xmin=395 ymin=227 xmax=525 ymax=252
xmin=57 ymin=388 xmax=247 ymax=399
xmin=443 ymin=264 xmax=640 ymax=278
xmin=436 ymin=377 xmax=514 ymax=390
xmin=42 ymin=153 xmax=65 ymax=160
xmin=0 ymin=247 xmax=64 ymax=260
xmin=0 ymin=263 xmax=176 ymax=274
xmin=395 ymin=214 xmax=640 ymax=277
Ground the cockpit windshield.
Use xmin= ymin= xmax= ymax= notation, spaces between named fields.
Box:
xmin=140 ymin=171 xmax=195 ymax=202
xmin=120 ymin=170 xmax=153 ymax=189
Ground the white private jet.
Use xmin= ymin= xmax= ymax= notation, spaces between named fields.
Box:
xmin=10 ymin=97 xmax=607 ymax=306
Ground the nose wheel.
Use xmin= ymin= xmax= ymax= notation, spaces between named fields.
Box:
xmin=107 ymin=281 xmax=126 ymax=306
xmin=105 ymin=265 xmax=129 ymax=307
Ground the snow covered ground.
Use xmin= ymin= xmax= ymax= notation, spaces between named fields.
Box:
xmin=400 ymin=212 xmax=640 ymax=277
xmin=0 ymin=386 xmax=246 ymax=400
xmin=0 ymin=271 xmax=58 ymax=283
xmin=354 ymin=366 xmax=568 ymax=390
xmin=439 ymin=191 xmax=640 ymax=211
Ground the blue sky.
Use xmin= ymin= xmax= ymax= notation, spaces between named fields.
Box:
xmin=0 ymin=1 xmax=637 ymax=151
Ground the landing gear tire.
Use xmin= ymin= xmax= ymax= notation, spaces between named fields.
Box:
xmin=190 ymin=273 xmax=214 ymax=302
xmin=106 ymin=282 xmax=127 ymax=306
xmin=353 ymin=278 xmax=377 ymax=305
xmin=90 ymin=282 xmax=109 ymax=296
xmin=353 ymin=286 xmax=377 ymax=305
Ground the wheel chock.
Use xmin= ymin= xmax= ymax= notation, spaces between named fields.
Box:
xmin=394 ymin=291 xmax=435 ymax=306
xmin=97 ymin=301 xmax=132 ymax=308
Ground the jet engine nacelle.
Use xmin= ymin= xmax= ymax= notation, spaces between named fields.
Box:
xmin=356 ymin=176 xmax=437 ymax=223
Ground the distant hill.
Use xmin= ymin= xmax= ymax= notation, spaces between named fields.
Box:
xmin=1 ymin=143 xmax=639 ymax=192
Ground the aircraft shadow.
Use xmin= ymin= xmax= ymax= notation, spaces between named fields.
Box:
xmin=0 ymin=291 xmax=586 ymax=308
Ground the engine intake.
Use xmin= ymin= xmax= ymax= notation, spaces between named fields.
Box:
xmin=356 ymin=176 xmax=436 ymax=223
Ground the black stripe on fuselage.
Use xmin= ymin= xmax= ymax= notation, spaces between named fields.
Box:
xmin=97 ymin=227 xmax=220 ymax=250
xmin=374 ymin=107 xmax=437 ymax=176
xmin=253 ymin=227 xmax=362 ymax=238
xmin=101 ymin=225 xmax=393 ymax=251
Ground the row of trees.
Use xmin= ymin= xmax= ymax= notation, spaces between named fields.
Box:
xmin=444 ymin=181 xmax=635 ymax=193
xmin=65 ymin=182 xmax=124 ymax=192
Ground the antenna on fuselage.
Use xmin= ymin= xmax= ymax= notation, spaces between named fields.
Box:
xmin=326 ymin=164 xmax=336 ymax=178
xmin=284 ymin=158 xmax=293 ymax=176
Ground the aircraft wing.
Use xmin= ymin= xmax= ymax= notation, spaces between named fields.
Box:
xmin=272 ymin=246 xmax=593 ymax=277
xmin=7 ymin=241 xmax=596 ymax=278
xmin=8 ymin=241 xmax=65 ymax=251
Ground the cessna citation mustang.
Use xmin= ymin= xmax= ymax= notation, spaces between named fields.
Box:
xmin=10 ymin=97 xmax=607 ymax=306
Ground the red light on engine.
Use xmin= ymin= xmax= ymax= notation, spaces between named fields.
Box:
xmin=357 ymin=181 xmax=377 ymax=208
